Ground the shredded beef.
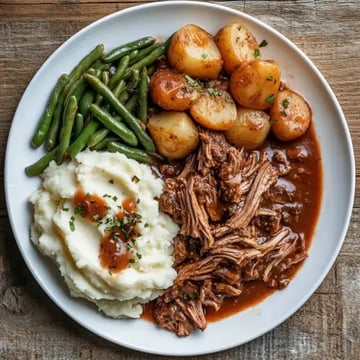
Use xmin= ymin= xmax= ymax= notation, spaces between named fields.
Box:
xmin=153 ymin=129 xmax=310 ymax=336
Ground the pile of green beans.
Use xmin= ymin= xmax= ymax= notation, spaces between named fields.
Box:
xmin=26 ymin=35 xmax=172 ymax=176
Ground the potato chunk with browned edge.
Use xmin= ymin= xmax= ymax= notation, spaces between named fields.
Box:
xmin=149 ymin=69 xmax=200 ymax=111
xmin=215 ymin=22 xmax=260 ymax=73
xmin=148 ymin=111 xmax=199 ymax=159
xmin=225 ymin=107 xmax=271 ymax=149
xmin=270 ymin=88 xmax=312 ymax=141
xmin=167 ymin=24 xmax=223 ymax=79
xmin=190 ymin=89 xmax=237 ymax=131
xmin=230 ymin=60 xmax=281 ymax=110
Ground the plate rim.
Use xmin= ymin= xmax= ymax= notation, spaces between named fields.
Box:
xmin=4 ymin=0 xmax=356 ymax=356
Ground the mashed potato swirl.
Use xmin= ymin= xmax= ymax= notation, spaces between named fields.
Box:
xmin=30 ymin=151 xmax=178 ymax=318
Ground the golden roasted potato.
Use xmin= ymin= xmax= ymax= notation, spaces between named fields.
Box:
xmin=270 ymin=88 xmax=312 ymax=141
xmin=147 ymin=111 xmax=199 ymax=159
xmin=149 ymin=69 xmax=200 ymax=111
xmin=225 ymin=107 xmax=271 ymax=150
xmin=230 ymin=60 xmax=281 ymax=110
xmin=167 ymin=24 xmax=223 ymax=79
xmin=189 ymin=89 xmax=237 ymax=131
xmin=215 ymin=22 xmax=260 ymax=73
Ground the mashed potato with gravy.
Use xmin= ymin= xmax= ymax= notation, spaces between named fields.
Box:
xmin=30 ymin=151 xmax=179 ymax=318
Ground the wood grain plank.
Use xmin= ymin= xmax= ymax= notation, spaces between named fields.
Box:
xmin=0 ymin=1 xmax=359 ymax=359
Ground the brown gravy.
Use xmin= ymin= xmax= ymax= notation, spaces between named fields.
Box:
xmin=143 ymin=124 xmax=322 ymax=323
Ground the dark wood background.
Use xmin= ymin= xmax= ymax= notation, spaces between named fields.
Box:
xmin=1 ymin=1 xmax=359 ymax=359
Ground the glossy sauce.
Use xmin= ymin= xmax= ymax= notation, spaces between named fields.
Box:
xmin=99 ymin=198 xmax=139 ymax=273
xmin=143 ymin=124 xmax=322 ymax=323
xmin=73 ymin=189 xmax=107 ymax=222
xmin=73 ymin=190 xmax=139 ymax=274
xmin=207 ymin=126 xmax=322 ymax=321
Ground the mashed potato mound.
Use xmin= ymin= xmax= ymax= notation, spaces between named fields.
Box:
xmin=30 ymin=150 xmax=179 ymax=318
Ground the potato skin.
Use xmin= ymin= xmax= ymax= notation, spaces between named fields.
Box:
xmin=167 ymin=24 xmax=223 ymax=79
xmin=270 ymin=88 xmax=312 ymax=141
xmin=215 ymin=22 xmax=260 ymax=74
xmin=147 ymin=111 xmax=199 ymax=159
xmin=230 ymin=60 xmax=281 ymax=110
xmin=189 ymin=89 xmax=237 ymax=131
xmin=225 ymin=107 xmax=271 ymax=150
xmin=149 ymin=69 xmax=200 ymax=111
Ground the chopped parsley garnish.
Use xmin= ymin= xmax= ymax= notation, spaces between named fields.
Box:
xmin=259 ymin=39 xmax=268 ymax=47
xmin=108 ymin=179 xmax=114 ymax=184
xmin=282 ymin=98 xmax=290 ymax=109
xmin=266 ymin=75 xmax=273 ymax=81
xmin=207 ymin=87 xmax=222 ymax=96
xmin=69 ymin=216 xmax=76 ymax=232
xmin=131 ymin=175 xmax=140 ymax=183
xmin=254 ymin=48 xmax=260 ymax=58
xmin=266 ymin=94 xmax=276 ymax=104
xmin=184 ymin=74 xmax=197 ymax=86
xmin=201 ymin=53 xmax=208 ymax=59
xmin=75 ymin=204 xmax=86 ymax=215
xmin=225 ymin=94 xmax=234 ymax=104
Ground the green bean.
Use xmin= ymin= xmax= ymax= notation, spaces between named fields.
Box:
xmin=91 ymin=59 xmax=111 ymax=71
xmin=31 ymin=73 xmax=69 ymax=148
xmin=87 ymin=128 xmax=110 ymax=148
xmin=129 ymin=34 xmax=173 ymax=71
xmin=66 ymin=67 xmax=100 ymax=106
xmin=128 ymin=49 xmax=139 ymax=61
xmin=25 ymin=147 xmax=57 ymax=177
xmin=125 ymin=93 xmax=138 ymax=114
xmin=92 ymin=136 xmax=119 ymax=151
xmin=46 ymin=92 xmax=65 ymax=151
xmin=137 ymin=67 xmax=148 ymax=122
xmin=146 ymin=64 xmax=156 ymax=76
xmin=113 ymin=79 xmax=126 ymax=99
xmin=125 ymin=93 xmax=139 ymax=114
xmin=101 ymin=70 xmax=110 ymax=84
xmin=107 ymin=141 xmax=153 ymax=164
xmin=88 ymin=67 xmax=102 ymax=77
xmin=129 ymin=43 xmax=161 ymax=65
xmin=103 ymin=36 xmax=156 ymax=63
xmin=68 ymin=119 xmax=100 ymax=158
xmin=46 ymin=45 xmax=104 ymax=150
xmin=74 ymin=112 xmax=84 ymax=137
xmin=94 ymin=68 xmax=110 ymax=106
xmin=57 ymin=95 xmax=78 ymax=164
xmin=85 ymin=74 xmax=155 ymax=152
xmin=119 ymin=89 xmax=130 ymax=104
xmin=127 ymin=68 xmax=140 ymax=94
xmin=108 ymin=55 xmax=130 ymax=89
xmin=78 ymin=89 xmax=96 ymax=117
xmin=68 ymin=44 xmax=104 ymax=83
xmin=89 ymin=103 xmax=138 ymax=146
xmin=64 ymin=75 xmax=86 ymax=105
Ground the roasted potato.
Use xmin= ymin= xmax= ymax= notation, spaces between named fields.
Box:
xmin=230 ymin=60 xmax=281 ymax=110
xmin=147 ymin=111 xmax=199 ymax=159
xmin=225 ymin=107 xmax=271 ymax=150
xmin=215 ymin=22 xmax=260 ymax=74
xmin=149 ymin=69 xmax=200 ymax=111
xmin=270 ymin=88 xmax=312 ymax=141
xmin=189 ymin=89 xmax=237 ymax=131
xmin=167 ymin=24 xmax=223 ymax=79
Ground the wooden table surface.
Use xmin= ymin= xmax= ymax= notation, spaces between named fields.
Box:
xmin=1 ymin=1 xmax=359 ymax=359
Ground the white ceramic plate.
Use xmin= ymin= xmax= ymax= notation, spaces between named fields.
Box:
xmin=5 ymin=1 xmax=355 ymax=356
